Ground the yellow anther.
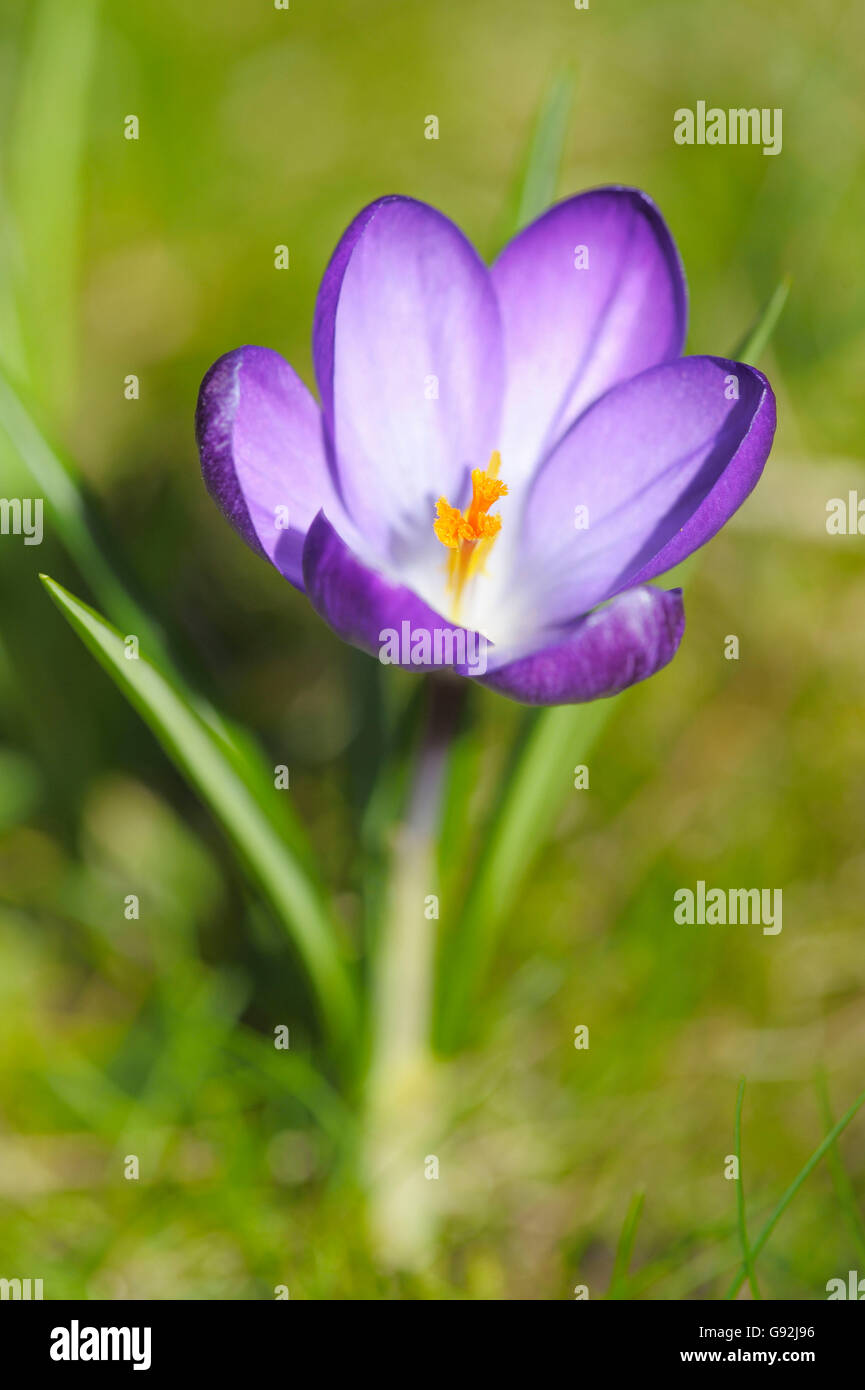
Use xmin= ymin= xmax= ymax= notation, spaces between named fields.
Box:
xmin=434 ymin=452 xmax=507 ymax=613
xmin=433 ymin=497 xmax=471 ymax=550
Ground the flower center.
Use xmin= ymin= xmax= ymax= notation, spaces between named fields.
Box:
xmin=433 ymin=451 xmax=508 ymax=616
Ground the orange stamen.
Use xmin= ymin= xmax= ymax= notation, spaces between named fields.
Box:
xmin=434 ymin=451 xmax=507 ymax=612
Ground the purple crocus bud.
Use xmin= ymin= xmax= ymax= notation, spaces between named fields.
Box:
xmin=195 ymin=188 xmax=776 ymax=705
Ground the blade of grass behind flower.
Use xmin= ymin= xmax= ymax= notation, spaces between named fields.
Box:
xmin=0 ymin=184 xmax=27 ymax=383
xmin=494 ymin=68 xmax=576 ymax=251
xmin=40 ymin=574 xmax=358 ymax=1055
xmin=734 ymin=1077 xmax=761 ymax=1299
xmin=0 ymin=365 xmax=171 ymax=660
xmin=606 ymin=1190 xmax=645 ymax=1299
xmin=436 ymin=698 xmax=614 ymax=1052
xmin=732 ymin=276 xmax=791 ymax=365
xmin=815 ymin=1069 xmax=865 ymax=1266
xmin=6 ymin=0 xmax=99 ymax=414
xmin=725 ymin=1084 xmax=865 ymax=1299
xmin=0 ymin=366 xmax=316 ymax=866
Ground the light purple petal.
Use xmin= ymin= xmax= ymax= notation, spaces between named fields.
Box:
xmin=312 ymin=196 xmax=504 ymax=561
xmin=479 ymin=586 xmax=685 ymax=705
xmin=492 ymin=186 xmax=687 ymax=489
xmin=517 ymin=357 xmax=775 ymax=626
xmin=302 ymin=512 xmax=486 ymax=674
xmin=196 ymin=346 xmax=340 ymax=590
xmin=620 ymin=367 xmax=777 ymax=591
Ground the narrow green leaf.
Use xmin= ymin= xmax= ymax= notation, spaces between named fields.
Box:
xmin=607 ymin=1190 xmax=645 ymax=1299
xmin=0 ymin=365 xmax=314 ymax=864
xmin=0 ymin=184 xmax=28 ymax=382
xmin=733 ymin=1078 xmax=761 ymax=1299
xmin=436 ymin=697 xmax=613 ymax=1051
xmin=495 ymin=69 xmax=576 ymax=248
xmin=731 ymin=275 xmax=791 ymax=365
xmin=725 ymin=1084 xmax=865 ymax=1300
xmin=815 ymin=1070 xmax=865 ymax=1266
xmin=7 ymin=0 xmax=99 ymax=412
xmin=515 ymin=70 xmax=575 ymax=230
xmin=40 ymin=574 xmax=357 ymax=1053
xmin=0 ymin=365 xmax=166 ymax=654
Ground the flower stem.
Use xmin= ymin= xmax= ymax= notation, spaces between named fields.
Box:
xmin=363 ymin=676 xmax=466 ymax=1268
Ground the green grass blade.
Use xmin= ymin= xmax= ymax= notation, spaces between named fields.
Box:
xmin=40 ymin=573 xmax=358 ymax=1053
xmin=815 ymin=1070 xmax=865 ymax=1266
xmin=725 ymin=1084 xmax=865 ymax=1300
xmin=495 ymin=68 xmax=575 ymax=249
xmin=7 ymin=0 xmax=99 ymax=412
xmin=436 ymin=698 xmax=614 ymax=1052
xmin=0 ymin=365 xmax=306 ymax=831
xmin=0 ymin=365 xmax=168 ymax=654
xmin=514 ymin=69 xmax=575 ymax=230
xmin=607 ymin=1190 xmax=645 ymax=1299
xmin=731 ymin=276 xmax=791 ymax=365
xmin=0 ymin=184 xmax=28 ymax=382
xmin=733 ymin=1078 xmax=761 ymax=1299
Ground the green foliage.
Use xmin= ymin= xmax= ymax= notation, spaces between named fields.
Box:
xmin=40 ymin=575 xmax=357 ymax=1055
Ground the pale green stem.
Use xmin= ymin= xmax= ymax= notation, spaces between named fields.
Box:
xmin=363 ymin=677 xmax=465 ymax=1268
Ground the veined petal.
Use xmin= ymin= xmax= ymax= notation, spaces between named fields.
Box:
xmin=479 ymin=586 xmax=685 ymax=705
xmin=518 ymin=357 xmax=775 ymax=626
xmin=312 ymin=195 xmax=504 ymax=560
xmin=302 ymin=512 xmax=486 ymax=673
xmin=492 ymin=186 xmax=687 ymax=489
xmin=195 ymin=346 xmax=339 ymax=590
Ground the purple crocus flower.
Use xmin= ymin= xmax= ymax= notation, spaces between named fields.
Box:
xmin=196 ymin=188 xmax=775 ymax=704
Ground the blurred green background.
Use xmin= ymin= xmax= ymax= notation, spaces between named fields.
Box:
xmin=1 ymin=0 xmax=864 ymax=1300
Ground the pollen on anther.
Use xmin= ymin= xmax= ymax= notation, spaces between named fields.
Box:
xmin=434 ymin=452 xmax=508 ymax=604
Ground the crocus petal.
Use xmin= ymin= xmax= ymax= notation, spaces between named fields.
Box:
xmin=478 ymin=586 xmax=685 ymax=706
xmin=492 ymin=186 xmax=687 ymax=488
xmin=312 ymin=196 xmax=504 ymax=560
xmin=196 ymin=346 xmax=340 ymax=590
xmin=517 ymin=357 xmax=775 ymax=626
xmin=302 ymin=512 xmax=485 ymax=672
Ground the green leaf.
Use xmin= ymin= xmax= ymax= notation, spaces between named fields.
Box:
xmin=725 ymin=1083 xmax=865 ymax=1299
xmin=7 ymin=0 xmax=99 ymax=412
xmin=0 ymin=366 xmax=315 ymax=866
xmin=815 ymin=1069 xmax=865 ymax=1266
xmin=731 ymin=275 xmax=791 ymax=365
xmin=436 ymin=697 xmax=614 ymax=1052
xmin=0 ymin=365 xmax=167 ymax=657
xmin=495 ymin=68 xmax=576 ymax=248
xmin=40 ymin=573 xmax=358 ymax=1054
xmin=607 ymin=1190 xmax=645 ymax=1299
xmin=733 ymin=1078 xmax=761 ymax=1299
